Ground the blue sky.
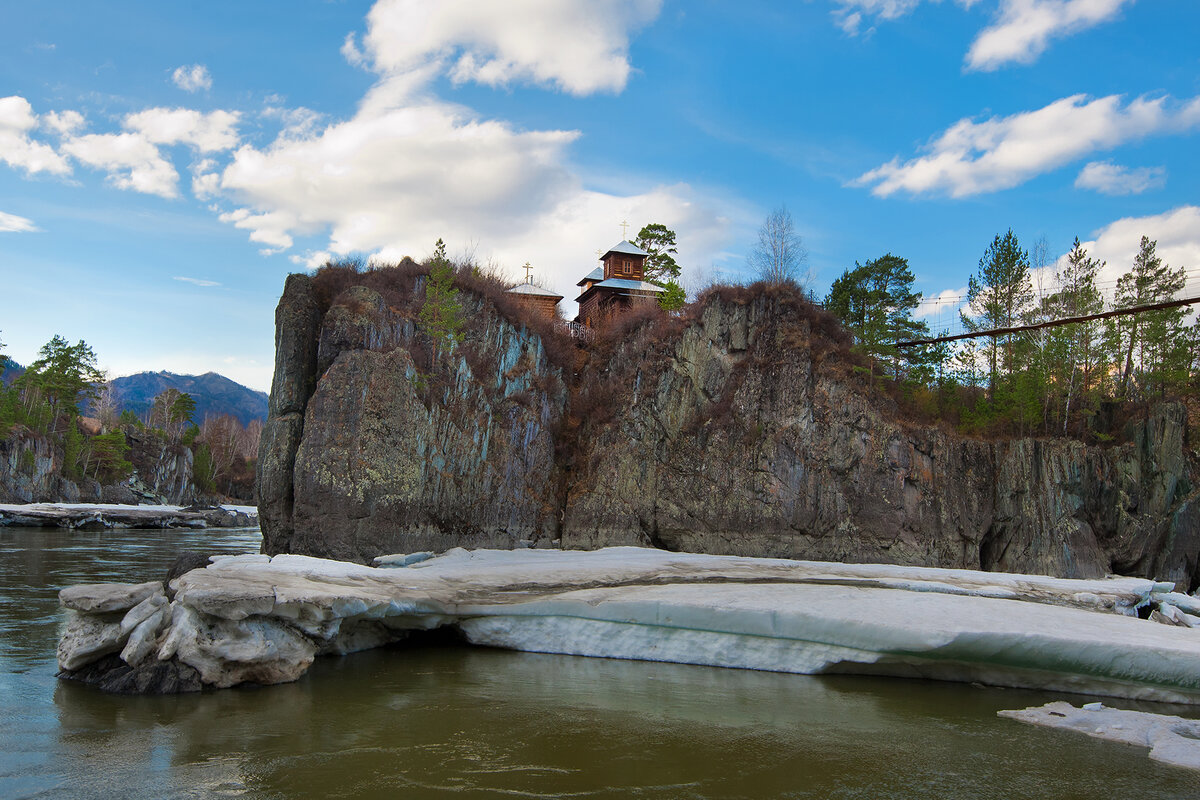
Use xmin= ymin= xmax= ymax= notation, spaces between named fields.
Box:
xmin=2 ymin=0 xmax=1198 ymax=391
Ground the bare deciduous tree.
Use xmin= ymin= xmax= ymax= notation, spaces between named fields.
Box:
xmin=93 ymin=383 xmax=120 ymax=432
xmin=748 ymin=205 xmax=809 ymax=288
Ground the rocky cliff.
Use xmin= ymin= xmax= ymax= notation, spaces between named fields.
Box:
xmin=259 ymin=272 xmax=1200 ymax=588
xmin=0 ymin=424 xmax=201 ymax=505
xmin=258 ymin=271 xmax=567 ymax=563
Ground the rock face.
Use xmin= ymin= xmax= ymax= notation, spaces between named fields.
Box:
xmin=0 ymin=428 xmax=80 ymax=503
xmin=0 ymin=423 xmax=203 ymax=506
xmin=259 ymin=274 xmax=567 ymax=563
xmin=259 ymin=274 xmax=1199 ymax=586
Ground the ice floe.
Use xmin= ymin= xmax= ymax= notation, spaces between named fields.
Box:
xmin=0 ymin=502 xmax=257 ymax=529
xmin=999 ymin=701 xmax=1200 ymax=773
xmin=55 ymin=547 xmax=1200 ymax=703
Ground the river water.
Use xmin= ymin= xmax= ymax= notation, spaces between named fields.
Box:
xmin=2 ymin=525 xmax=1198 ymax=798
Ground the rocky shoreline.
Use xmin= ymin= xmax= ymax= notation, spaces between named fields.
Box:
xmin=0 ymin=502 xmax=257 ymax=530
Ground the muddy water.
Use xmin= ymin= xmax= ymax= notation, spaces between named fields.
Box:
xmin=2 ymin=525 xmax=1198 ymax=798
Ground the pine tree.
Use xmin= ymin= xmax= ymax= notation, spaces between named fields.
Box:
xmin=1049 ymin=239 xmax=1104 ymax=430
xmin=634 ymin=223 xmax=681 ymax=283
xmin=826 ymin=254 xmax=930 ymax=380
xmin=419 ymin=239 xmax=465 ymax=359
xmin=18 ymin=335 xmax=105 ymax=424
xmin=960 ymin=230 xmax=1033 ymax=401
xmin=1107 ymin=236 xmax=1188 ymax=398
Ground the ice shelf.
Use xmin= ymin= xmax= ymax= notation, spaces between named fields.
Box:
xmin=55 ymin=547 xmax=1200 ymax=703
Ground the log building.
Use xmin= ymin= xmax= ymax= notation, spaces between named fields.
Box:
xmin=574 ymin=240 xmax=665 ymax=328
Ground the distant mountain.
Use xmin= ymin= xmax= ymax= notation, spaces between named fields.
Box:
xmin=108 ymin=371 xmax=268 ymax=426
xmin=1 ymin=359 xmax=23 ymax=386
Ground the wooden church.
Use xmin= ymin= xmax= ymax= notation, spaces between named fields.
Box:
xmin=573 ymin=240 xmax=665 ymax=328
xmin=504 ymin=263 xmax=563 ymax=319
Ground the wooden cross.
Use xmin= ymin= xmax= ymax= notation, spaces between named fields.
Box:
xmin=522 ymin=262 xmax=533 ymax=283
xmin=620 ymin=220 xmax=630 ymax=239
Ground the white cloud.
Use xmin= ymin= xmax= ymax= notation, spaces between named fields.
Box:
xmin=173 ymin=276 xmax=221 ymax=287
xmin=833 ymin=1 xmax=1129 ymax=69
xmin=260 ymin=104 xmax=324 ymax=141
xmin=59 ymin=108 xmax=240 ymax=198
xmin=0 ymin=96 xmax=71 ymax=175
xmin=61 ymin=131 xmax=180 ymax=198
xmin=290 ymin=250 xmax=335 ymax=269
xmin=205 ymin=0 xmax=736 ymax=303
xmin=1076 ymin=206 xmax=1200 ymax=301
xmin=172 ymin=64 xmax=212 ymax=92
xmin=341 ymin=33 xmax=369 ymax=69
xmin=124 ymin=108 xmax=240 ymax=152
xmin=217 ymin=208 xmax=296 ymax=252
xmin=191 ymin=158 xmax=222 ymax=200
xmin=216 ymin=89 xmax=734 ymax=296
xmin=967 ymin=0 xmax=1133 ymax=71
xmin=855 ymin=93 xmax=1200 ymax=198
xmin=1074 ymin=161 xmax=1165 ymax=195
xmin=0 ymin=211 xmax=39 ymax=233
xmin=834 ymin=0 xmax=935 ymax=34
xmin=43 ymin=109 xmax=85 ymax=136
xmin=914 ymin=286 xmax=969 ymax=320
xmin=355 ymin=0 xmax=662 ymax=95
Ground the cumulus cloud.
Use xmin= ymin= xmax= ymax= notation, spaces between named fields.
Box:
xmin=43 ymin=109 xmax=85 ymax=136
xmin=1076 ymin=205 xmax=1200 ymax=300
xmin=60 ymin=108 xmax=240 ymax=199
xmin=1074 ymin=161 xmax=1165 ymax=195
xmin=0 ymin=96 xmax=71 ymax=175
xmin=855 ymin=93 xmax=1200 ymax=198
xmin=173 ymin=276 xmax=221 ymax=287
xmin=206 ymin=0 xmax=735 ymax=299
xmin=967 ymin=0 xmax=1133 ymax=71
xmin=353 ymin=0 xmax=662 ymax=95
xmin=216 ymin=88 xmax=732 ymax=294
xmin=0 ymin=210 xmax=39 ymax=233
xmin=172 ymin=64 xmax=212 ymax=92
xmin=61 ymin=132 xmax=180 ymax=198
xmin=124 ymin=108 xmax=240 ymax=152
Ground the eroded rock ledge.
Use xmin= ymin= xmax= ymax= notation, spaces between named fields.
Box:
xmin=58 ymin=547 xmax=1200 ymax=703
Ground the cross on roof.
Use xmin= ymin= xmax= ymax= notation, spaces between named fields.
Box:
xmin=522 ymin=262 xmax=533 ymax=283
xmin=620 ymin=220 xmax=629 ymax=238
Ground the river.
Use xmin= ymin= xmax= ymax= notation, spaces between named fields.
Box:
xmin=1 ymin=525 xmax=1197 ymax=798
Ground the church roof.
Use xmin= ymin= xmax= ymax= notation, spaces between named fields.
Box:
xmin=506 ymin=282 xmax=563 ymax=300
xmin=594 ymin=278 xmax=664 ymax=293
xmin=576 ymin=266 xmax=604 ymax=286
xmin=602 ymin=240 xmax=650 ymax=259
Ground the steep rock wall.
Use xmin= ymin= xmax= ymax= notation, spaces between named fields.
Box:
xmin=259 ymin=276 xmax=1199 ymax=586
xmin=0 ymin=425 xmax=199 ymax=505
xmin=0 ymin=429 xmax=82 ymax=502
xmin=259 ymin=277 xmax=567 ymax=563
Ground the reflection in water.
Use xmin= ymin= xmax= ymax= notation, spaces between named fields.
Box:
xmin=3 ymin=526 xmax=1199 ymax=798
